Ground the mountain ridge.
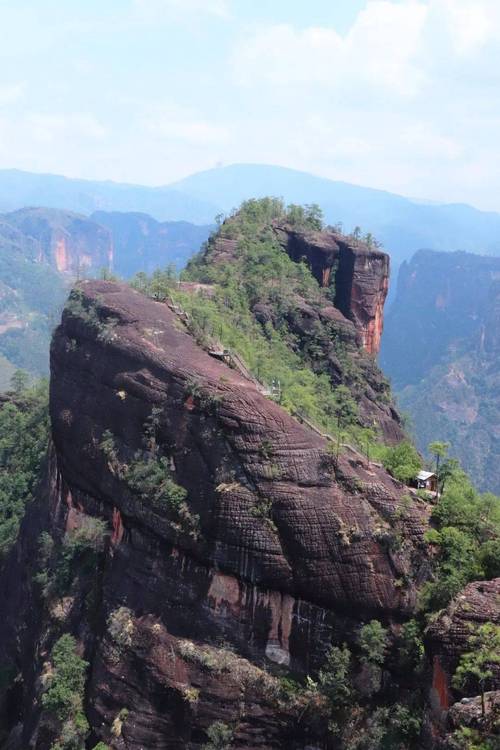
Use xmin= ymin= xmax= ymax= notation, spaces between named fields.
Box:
xmin=3 ymin=165 xmax=500 ymax=268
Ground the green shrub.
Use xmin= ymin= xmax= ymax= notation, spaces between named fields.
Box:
xmin=358 ymin=620 xmax=388 ymax=666
xmin=420 ymin=464 xmax=500 ymax=612
xmin=358 ymin=620 xmax=388 ymax=694
xmin=381 ymin=441 xmax=422 ymax=484
xmin=42 ymin=635 xmax=88 ymax=723
xmin=107 ymin=606 xmax=135 ymax=651
xmin=126 ymin=455 xmax=187 ymax=511
xmin=318 ymin=644 xmax=352 ymax=706
xmin=53 ymin=517 xmax=107 ymax=594
xmin=0 ymin=378 xmax=49 ymax=557
xmin=452 ymin=623 xmax=500 ymax=716
xmin=398 ymin=620 xmax=425 ymax=671
xmin=203 ymin=721 xmax=234 ymax=750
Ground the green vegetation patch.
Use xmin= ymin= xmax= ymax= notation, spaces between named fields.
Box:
xmin=0 ymin=373 xmax=49 ymax=559
xmin=42 ymin=634 xmax=90 ymax=750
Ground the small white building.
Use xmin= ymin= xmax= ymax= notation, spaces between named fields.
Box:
xmin=415 ymin=470 xmax=438 ymax=493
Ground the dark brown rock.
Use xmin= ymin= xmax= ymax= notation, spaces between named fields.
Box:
xmin=198 ymin=226 xmax=404 ymax=443
xmin=0 ymin=281 xmax=432 ymax=749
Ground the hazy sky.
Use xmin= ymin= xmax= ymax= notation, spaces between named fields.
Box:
xmin=1 ymin=0 xmax=499 ymax=209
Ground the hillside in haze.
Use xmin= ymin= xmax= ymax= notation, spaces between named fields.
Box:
xmin=0 ymin=208 xmax=211 ymax=382
xmin=382 ymin=249 xmax=500 ymax=492
xmin=91 ymin=211 xmax=212 ymax=277
xmin=3 ymin=165 xmax=500 ymax=268
xmin=0 ymin=169 xmax=219 ymax=224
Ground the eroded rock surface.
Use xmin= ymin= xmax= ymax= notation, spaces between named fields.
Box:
xmin=426 ymin=579 xmax=500 ymax=720
xmin=2 ymin=207 xmax=113 ymax=274
xmin=275 ymin=226 xmax=390 ymax=356
xmin=1 ymin=281 xmax=430 ymax=749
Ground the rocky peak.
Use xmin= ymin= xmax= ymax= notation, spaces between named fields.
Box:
xmin=49 ymin=281 xmax=425 ymax=619
xmin=274 ymin=225 xmax=390 ymax=355
xmin=186 ymin=211 xmax=404 ymax=443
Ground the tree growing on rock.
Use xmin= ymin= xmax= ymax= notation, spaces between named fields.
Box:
xmin=452 ymin=623 xmax=500 ymax=716
xmin=358 ymin=620 xmax=389 ymax=694
xmin=428 ymin=441 xmax=449 ymax=475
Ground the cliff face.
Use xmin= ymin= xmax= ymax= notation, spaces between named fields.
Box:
xmin=0 ymin=208 xmax=213 ymax=383
xmin=380 ymin=249 xmax=500 ymax=389
xmin=274 ymin=227 xmax=389 ymax=356
xmin=3 ymin=208 xmax=113 ymax=274
xmin=426 ymin=579 xmax=500 ymax=724
xmin=0 ymin=281 xmax=431 ymax=749
xmin=200 ymin=223 xmax=403 ymax=443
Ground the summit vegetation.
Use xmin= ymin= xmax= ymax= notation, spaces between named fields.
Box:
xmin=132 ymin=198 xmax=393 ymax=462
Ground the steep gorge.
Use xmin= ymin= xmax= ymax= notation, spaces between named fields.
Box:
xmin=381 ymin=249 xmax=500 ymax=492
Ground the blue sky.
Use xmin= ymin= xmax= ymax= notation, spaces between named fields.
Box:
xmin=0 ymin=0 xmax=499 ymax=209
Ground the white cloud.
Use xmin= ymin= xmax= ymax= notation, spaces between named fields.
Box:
xmin=26 ymin=113 xmax=108 ymax=144
xmin=234 ymin=2 xmax=428 ymax=97
xmin=399 ymin=124 xmax=462 ymax=160
xmin=3 ymin=0 xmax=500 ymax=209
xmin=428 ymin=0 xmax=492 ymax=55
xmin=142 ymin=103 xmax=229 ymax=145
xmin=0 ymin=82 xmax=25 ymax=106
xmin=132 ymin=0 xmax=231 ymax=22
xmin=147 ymin=117 xmax=228 ymax=145
xmin=225 ymin=0 xmax=500 ymax=209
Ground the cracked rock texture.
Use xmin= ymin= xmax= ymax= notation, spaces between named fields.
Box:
xmin=0 ymin=281 xmax=432 ymax=749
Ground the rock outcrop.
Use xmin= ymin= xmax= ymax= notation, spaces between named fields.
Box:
xmin=427 ymin=578 xmax=500 ymax=677
xmin=426 ymin=579 xmax=500 ymax=721
xmin=200 ymin=224 xmax=403 ymax=443
xmin=275 ymin=226 xmax=390 ymax=356
xmin=0 ymin=281 xmax=431 ymax=749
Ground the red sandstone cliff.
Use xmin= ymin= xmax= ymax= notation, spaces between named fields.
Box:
xmin=274 ymin=226 xmax=390 ymax=356
xmin=426 ymin=579 xmax=500 ymax=734
xmin=3 ymin=207 xmax=113 ymax=275
xmin=0 ymin=281 xmax=431 ymax=749
xmin=198 ymin=224 xmax=403 ymax=443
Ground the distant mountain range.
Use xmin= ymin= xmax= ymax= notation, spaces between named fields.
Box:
xmin=2 ymin=164 xmax=500 ymax=268
xmin=0 ymin=169 xmax=218 ymax=225
xmin=381 ymin=249 xmax=500 ymax=492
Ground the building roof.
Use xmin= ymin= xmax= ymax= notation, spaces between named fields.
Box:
xmin=417 ymin=470 xmax=436 ymax=481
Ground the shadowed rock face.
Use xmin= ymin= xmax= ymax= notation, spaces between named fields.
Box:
xmin=1 ymin=281 xmax=431 ymax=748
xmin=426 ymin=579 xmax=500 ymax=716
xmin=275 ymin=227 xmax=390 ymax=356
